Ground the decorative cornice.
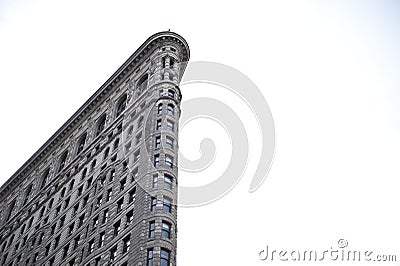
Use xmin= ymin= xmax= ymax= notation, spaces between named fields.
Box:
xmin=0 ymin=31 xmax=190 ymax=200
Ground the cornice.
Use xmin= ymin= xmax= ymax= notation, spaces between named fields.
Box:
xmin=0 ymin=31 xmax=190 ymax=201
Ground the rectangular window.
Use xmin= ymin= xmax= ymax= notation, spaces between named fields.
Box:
xmin=154 ymin=154 xmax=160 ymax=167
xmin=68 ymin=223 xmax=74 ymax=236
xmin=64 ymin=197 xmax=70 ymax=209
xmin=147 ymin=248 xmax=153 ymax=266
xmin=160 ymin=249 xmax=170 ymax=266
xmin=149 ymin=221 xmax=155 ymax=238
xmin=153 ymin=174 xmax=158 ymax=188
xmin=132 ymin=167 xmax=138 ymax=181
xmin=73 ymin=235 xmax=80 ymax=250
xmin=166 ymin=120 xmax=174 ymax=131
xmin=99 ymin=231 xmax=105 ymax=247
xmin=155 ymin=136 xmax=161 ymax=149
xmin=77 ymin=185 xmax=83 ymax=196
xmin=133 ymin=150 xmax=140 ymax=163
xmin=163 ymin=197 xmax=171 ymax=213
xmin=158 ymin=104 xmax=163 ymax=115
xmin=63 ymin=243 xmax=69 ymax=259
xmin=126 ymin=210 xmax=134 ymax=225
xmin=120 ymin=177 xmax=126 ymax=191
xmin=78 ymin=214 xmax=85 ymax=228
xmin=123 ymin=235 xmax=131 ymax=253
xmin=156 ymin=119 xmax=162 ymax=130
xmin=164 ymin=174 xmax=172 ymax=189
xmin=117 ymin=198 xmax=124 ymax=213
xmin=167 ymin=104 xmax=174 ymax=115
xmin=129 ymin=187 xmax=136 ymax=203
xmin=96 ymin=196 xmax=102 ymax=208
xmin=135 ymin=132 xmax=142 ymax=145
xmin=107 ymin=189 xmax=113 ymax=201
xmin=162 ymin=221 xmax=171 ymax=238
xmin=110 ymin=245 xmax=117 ymax=261
xmin=166 ymin=136 xmax=174 ymax=149
xmin=114 ymin=220 xmax=121 ymax=236
xmin=151 ymin=197 xmax=157 ymax=212
xmin=92 ymin=216 xmax=99 ymax=230
xmin=165 ymin=155 xmax=173 ymax=168
xmin=73 ymin=203 xmax=79 ymax=216
xmin=103 ymin=209 xmax=109 ymax=224
xmin=109 ymin=169 xmax=116 ymax=182
xmin=88 ymin=239 xmax=95 ymax=254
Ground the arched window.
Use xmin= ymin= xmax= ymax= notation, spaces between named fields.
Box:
xmin=137 ymin=74 xmax=148 ymax=94
xmin=76 ymin=133 xmax=87 ymax=155
xmin=167 ymin=104 xmax=174 ymax=115
xmin=96 ymin=115 xmax=107 ymax=137
xmin=58 ymin=151 xmax=68 ymax=173
xmin=115 ymin=95 xmax=127 ymax=117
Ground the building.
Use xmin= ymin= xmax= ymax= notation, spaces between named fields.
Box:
xmin=0 ymin=31 xmax=190 ymax=266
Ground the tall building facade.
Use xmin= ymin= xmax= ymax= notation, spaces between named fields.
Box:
xmin=0 ymin=31 xmax=189 ymax=266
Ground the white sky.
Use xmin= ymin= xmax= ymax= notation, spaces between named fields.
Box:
xmin=1 ymin=1 xmax=400 ymax=265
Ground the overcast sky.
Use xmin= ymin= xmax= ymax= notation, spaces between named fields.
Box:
xmin=1 ymin=1 xmax=400 ymax=265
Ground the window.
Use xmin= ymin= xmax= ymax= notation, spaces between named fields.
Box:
xmin=155 ymin=136 xmax=161 ymax=149
xmin=87 ymin=177 xmax=93 ymax=189
xmin=99 ymin=232 xmax=105 ymax=247
xmin=134 ymin=149 xmax=140 ymax=163
xmin=77 ymin=185 xmax=83 ymax=196
xmin=58 ymin=151 xmax=68 ymax=172
xmin=109 ymin=169 xmax=116 ymax=181
xmin=166 ymin=136 xmax=174 ymax=149
xmin=120 ymin=177 xmax=126 ymax=191
xmin=103 ymin=147 xmax=110 ymax=159
xmin=113 ymin=138 xmax=120 ymax=150
xmin=96 ymin=115 xmax=107 ymax=136
xmin=135 ymin=132 xmax=142 ymax=145
xmin=73 ymin=204 xmax=79 ymax=216
xmin=164 ymin=174 xmax=172 ymax=189
xmin=117 ymin=198 xmax=124 ymax=213
xmin=123 ymin=235 xmax=131 ymax=253
xmin=73 ymin=235 xmax=80 ymax=250
xmin=156 ymin=119 xmax=162 ymax=130
xmin=162 ymin=221 xmax=171 ymax=238
xmin=166 ymin=120 xmax=174 ymax=131
xmin=161 ymin=249 xmax=171 ymax=266
xmin=92 ymin=216 xmax=99 ymax=230
xmin=28 ymin=216 xmax=34 ymax=228
xmin=82 ymin=195 xmax=89 ymax=207
xmin=165 ymin=155 xmax=173 ymax=168
xmin=45 ymin=244 xmax=51 ymax=256
xmin=103 ymin=209 xmax=109 ymax=224
xmin=49 ymin=257 xmax=55 ymax=266
xmin=64 ymin=197 xmax=70 ymax=209
xmin=107 ymin=189 xmax=113 ymax=201
xmin=151 ymin=197 xmax=157 ymax=212
xmin=23 ymin=184 xmax=32 ymax=205
xmin=54 ymin=234 xmax=61 ymax=248
xmin=132 ymin=167 xmax=138 ymax=181
xmin=157 ymin=103 xmax=163 ymax=114
xmin=137 ymin=115 xmax=144 ymax=127
xmin=147 ymin=248 xmax=154 ymax=266
xmin=81 ymin=168 xmax=87 ymax=180
xmin=116 ymin=95 xmax=127 ymax=117
xmin=163 ymin=197 xmax=171 ymax=213
xmin=149 ymin=221 xmax=155 ymax=238
xmin=6 ymin=200 xmax=16 ymax=221
xmin=63 ymin=244 xmax=69 ymax=259
xmin=126 ymin=210 xmax=133 ymax=225
xmin=167 ymin=104 xmax=174 ymax=115
xmin=68 ymin=223 xmax=74 ymax=236
xmin=113 ymin=220 xmax=121 ymax=236
xmin=110 ymin=245 xmax=118 ymax=261
xmin=95 ymin=257 xmax=101 ymax=266
xmin=59 ymin=215 xmax=66 ymax=228
xmin=69 ymin=179 xmax=75 ymax=191
xmin=68 ymin=258 xmax=76 ymax=266
xmin=154 ymin=154 xmax=160 ymax=167
xmin=129 ymin=187 xmax=136 ymax=203
xmin=60 ymin=187 xmax=66 ymax=198
xmin=40 ymin=169 xmax=50 ymax=189
xmin=167 ymin=89 xmax=175 ymax=98
xmin=153 ymin=174 xmax=158 ymax=188
xmin=137 ymin=74 xmax=148 ymax=93
xmin=77 ymin=133 xmax=87 ymax=155
xmin=88 ymin=239 xmax=95 ymax=254
xmin=90 ymin=160 xmax=96 ymax=173
xmin=96 ymin=196 xmax=102 ymax=208
xmin=78 ymin=214 xmax=85 ymax=228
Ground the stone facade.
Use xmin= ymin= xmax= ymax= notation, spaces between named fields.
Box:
xmin=0 ymin=31 xmax=189 ymax=266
